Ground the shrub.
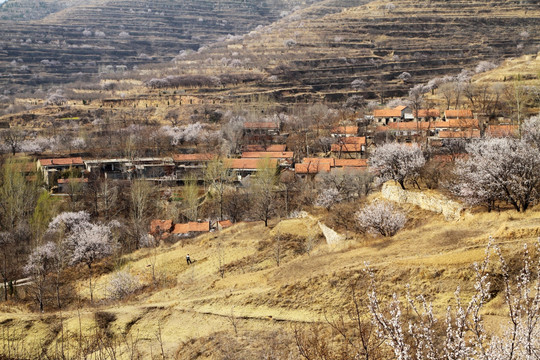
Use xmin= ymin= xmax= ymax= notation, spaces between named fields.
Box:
xmin=356 ymin=200 xmax=406 ymax=237
xmin=106 ymin=271 xmax=141 ymax=300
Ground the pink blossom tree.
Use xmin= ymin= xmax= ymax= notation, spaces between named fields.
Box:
xmin=356 ymin=200 xmax=407 ymax=237
xmin=369 ymin=143 xmax=425 ymax=190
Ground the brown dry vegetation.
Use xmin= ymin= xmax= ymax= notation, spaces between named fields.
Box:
xmin=2 ymin=191 xmax=540 ymax=358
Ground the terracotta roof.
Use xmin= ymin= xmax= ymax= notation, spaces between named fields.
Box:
xmin=445 ymin=109 xmax=473 ymax=119
xmin=334 ymin=159 xmax=368 ymax=168
xmin=295 ymin=162 xmax=331 ymax=174
xmin=225 ymin=158 xmax=278 ymax=170
xmin=150 ymin=219 xmax=173 ymax=235
xmin=244 ymin=122 xmax=279 ymax=129
xmin=244 ymin=144 xmax=286 ymax=152
xmin=241 ymin=151 xmax=294 ymax=159
xmin=374 ymin=105 xmax=409 ymax=118
xmin=57 ymin=178 xmax=88 ymax=184
xmin=384 ymin=122 xmax=433 ymax=131
xmin=331 ymin=143 xmax=364 ymax=153
xmin=331 ymin=126 xmax=358 ymax=135
xmin=266 ymin=144 xmax=287 ymax=152
xmin=439 ymin=130 xmax=481 ymax=138
xmin=173 ymin=153 xmax=215 ymax=162
xmin=414 ymin=109 xmax=441 ymax=118
xmin=342 ymin=136 xmax=366 ymax=145
xmin=302 ymin=158 xmax=336 ymax=166
xmin=218 ymin=220 xmax=233 ymax=229
xmin=172 ymin=222 xmax=210 ymax=234
xmin=432 ymin=119 xmax=479 ymax=129
xmin=39 ymin=157 xmax=84 ymax=167
xmin=394 ymin=105 xmax=408 ymax=111
xmin=486 ymin=125 xmax=518 ymax=138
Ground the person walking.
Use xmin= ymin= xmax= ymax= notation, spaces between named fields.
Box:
xmin=186 ymin=254 xmax=192 ymax=265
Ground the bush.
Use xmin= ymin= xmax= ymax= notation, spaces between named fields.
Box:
xmin=356 ymin=200 xmax=406 ymax=237
xmin=106 ymin=271 xmax=141 ymax=300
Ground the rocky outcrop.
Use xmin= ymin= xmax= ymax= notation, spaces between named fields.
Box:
xmin=381 ymin=182 xmax=465 ymax=221
xmin=318 ymin=221 xmax=345 ymax=245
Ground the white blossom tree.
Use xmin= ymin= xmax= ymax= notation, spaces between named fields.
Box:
xmin=356 ymin=200 xmax=406 ymax=237
xmin=24 ymin=242 xmax=60 ymax=312
xmin=67 ymin=222 xmax=116 ymax=302
xmin=369 ymin=143 xmax=425 ymax=190
xmin=453 ymin=138 xmax=540 ymax=212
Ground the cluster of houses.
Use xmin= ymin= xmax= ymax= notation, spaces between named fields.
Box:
xmin=33 ymin=107 xmax=518 ymax=191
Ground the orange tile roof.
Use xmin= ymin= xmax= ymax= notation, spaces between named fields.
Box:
xmin=173 ymin=153 xmax=215 ymax=162
xmin=439 ymin=130 xmax=481 ymax=138
xmin=334 ymin=159 xmax=368 ymax=167
xmin=445 ymin=109 xmax=473 ymax=118
xmin=150 ymin=219 xmax=173 ymax=235
xmin=39 ymin=157 xmax=84 ymax=167
xmin=172 ymin=221 xmax=210 ymax=234
xmin=57 ymin=178 xmax=88 ymax=184
xmin=266 ymin=144 xmax=287 ymax=152
xmin=331 ymin=126 xmax=358 ymax=135
xmin=373 ymin=105 xmax=409 ymax=118
xmin=342 ymin=136 xmax=366 ymax=145
xmin=385 ymin=122 xmax=433 ymax=131
xmin=302 ymin=158 xmax=336 ymax=166
xmin=244 ymin=122 xmax=279 ymax=129
xmin=218 ymin=220 xmax=233 ymax=229
xmin=331 ymin=143 xmax=364 ymax=153
xmin=432 ymin=119 xmax=479 ymax=129
xmin=241 ymin=151 xmax=294 ymax=159
xmin=414 ymin=109 xmax=441 ymax=118
xmin=295 ymin=162 xmax=331 ymax=174
xmin=225 ymin=158 xmax=278 ymax=170
xmin=486 ymin=125 xmax=518 ymax=138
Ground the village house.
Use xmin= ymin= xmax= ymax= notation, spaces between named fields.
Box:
xmin=331 ymin=137 xmax=366 ymax=158
xmin=373 ymin=105 xmax=412 ymax=125
xmin=172 ymin=221 xmax=211 ymax=237
xmin=243 ymin=144 xmax=287 ymax=152
xmin=243 ymin=122 xmax=280 ymax=136
xmin=414 ymin=109 xmax=441 ymax=122
xmin=241 ymin=151 xmax=294 ymax=166
xmin=444 ymin=109 xmax=473 ymax=120
xmin=225 ymin=158 xmax=279 ymax=181
xmin=57 ymin=178 xmax=88 ymax=194
xmin=173 ymin=153 xmax=215 ymax=180
xmin=37 ymin=157 xmax=85 ymax=185
xmin=486 ymin=124 xmax=519 ymax=138
xmin=331 ymin=126 xmax=359 ymax=138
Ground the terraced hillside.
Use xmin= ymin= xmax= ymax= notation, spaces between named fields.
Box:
xmin=0 ymin=0 xmax=321 ymax=93
xmin=155 ymin=0 xmax=540 ymax=102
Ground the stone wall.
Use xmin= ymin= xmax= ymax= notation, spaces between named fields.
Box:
xmin=381 ymin=182 xmax=465 ymax=221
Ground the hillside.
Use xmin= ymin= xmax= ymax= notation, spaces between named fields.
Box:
xmin=2 ymin=187 xmax=540 ymax=359
xmin=0 ymin=0 xmax=321 ymax=93
xmin=157 ymin=0 xmax=539 ymax=103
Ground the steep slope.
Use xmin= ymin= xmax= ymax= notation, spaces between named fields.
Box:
xmin=160 ymin=0 xmax=539 ymax=102
xmin=0 ymin=0 xmax=321 ymax=93
xmin=2 ymin=199 xmax=540 ymax=358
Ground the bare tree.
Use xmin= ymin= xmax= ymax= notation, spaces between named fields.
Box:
xmin=24 ymin=242 xmax=60 ymax=312
xmin=249 ymin=158 xmax=278 ymax=227
xmin=205 ymin=159 xmax=234 ymax=220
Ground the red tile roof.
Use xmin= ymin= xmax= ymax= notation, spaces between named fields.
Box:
xmin=241 ymin=151 xmax=294 ymax=159
xmin=342 ymin=136 xmax=366 ymax=145
xmin=218 ymin=220 xmax=233 ymax=229
xmin=39 ymin=157 xmax=84 ymax=167
xmin=334 ymin=159 xmax=368 ymax=168
xmin=414 ymin=109 xmax=441 ymax=118
xmin=439 ymin=130 xmax=481 ymax=138
xmin=173 ymin=153 xmax=215 ymax=162
xmin=172 ymin=222 xmax=210 ymax=234
xmin=57 ymin=178 xmax=88 ymax=184
xmin=302 ymin=158 xmax=336 ymax=166
xmin=432 ymin=119 xmax=479 ymax=129
xmin=386 ymin=122 xmax=433 ymax=131
xmin=295 ymin=162 xmax=331 ymax=174
xmin=331 ymin=126 xmax=358 ymax=135
xmin=150 ymin=219 xmax=173 ymax=235
xmin=445 ymin=109 xmax=473 ymax=119
xmin=486 ymin=125 xmax=518 ymax=138
xmin=331 ymin=143 xmax=364 ymax=153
